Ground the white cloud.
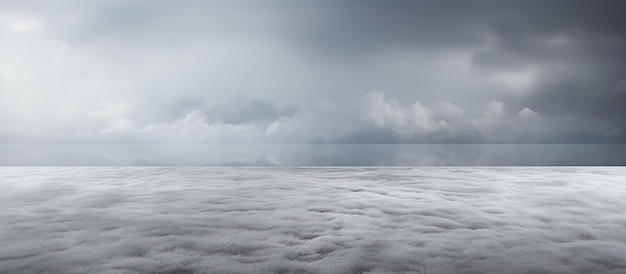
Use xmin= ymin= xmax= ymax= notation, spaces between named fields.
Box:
xmin=99 ymin=118 xmax=136 ymax=134
xmin=265 ymin=118 xmax=289 ymax=135
xmin=1 ymin=167 xmax=625 ymax=273
xmin=0 ymin=10 xmax=44 ymax=32
xmin=518 ymin=107 xmax=540 ymax=120
xmin=473 ymin=101 xmax=506 ymax=130
xmin=471 ymin=102 xmax=544 ymax=141
xmin=365 ymin=91 xmax=447 ymax=137
xmin=90 ymin=102 xmax=134 ymax=123
xmin=108 ymin=110 xmax=266 ymax=143
xmin=362 ymin=93 xmax=547 ymax=143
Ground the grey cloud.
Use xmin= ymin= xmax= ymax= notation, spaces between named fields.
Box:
xmin=206 ymin=98 xmax=298 ymax=125
xmin=157 ymin=96 xmax=298 ymax=126
xmin=521 ymin=79 xmax=626 ymax=139
xmin=1 ymin=0 xmax=625 ymax=166
xmin=458 ymin=2 xmax=626 ymax=142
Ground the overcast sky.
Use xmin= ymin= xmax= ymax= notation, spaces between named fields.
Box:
xmin=0 ymin=0 xmax=625 ymax=164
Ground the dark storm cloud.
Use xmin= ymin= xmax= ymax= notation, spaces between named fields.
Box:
xmin=294 ymin=0 xmax=626 ymax=141
xmin=1 ymin=0 xmax=625 ymax=165
xmin=459 ymin=1 xmax=626 ymax=140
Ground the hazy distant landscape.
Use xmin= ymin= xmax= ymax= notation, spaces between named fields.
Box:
xmin=1 ymin=167 xmax=625 ymax=273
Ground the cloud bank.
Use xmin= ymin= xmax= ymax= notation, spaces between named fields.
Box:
xmin=1 ymin=167 xmax=625 ymax=273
